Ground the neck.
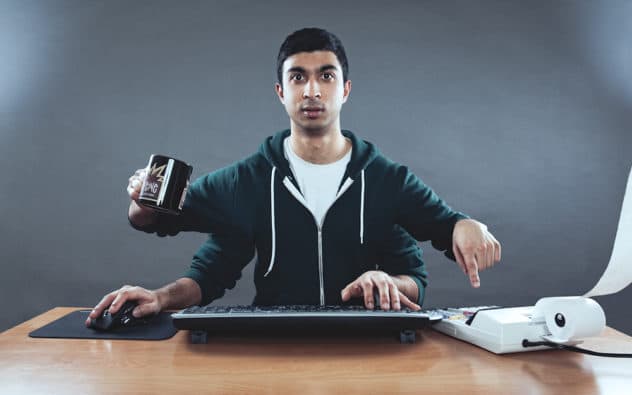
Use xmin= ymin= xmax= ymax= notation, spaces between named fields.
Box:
xmin=289 ymin=122 xmax=350 ymax=164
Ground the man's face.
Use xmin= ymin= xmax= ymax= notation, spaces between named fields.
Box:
xmin=275 ymin=50 xmax=351 ymax=134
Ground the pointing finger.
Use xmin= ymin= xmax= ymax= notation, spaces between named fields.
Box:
xmin=464 ymin=252 xmax=480 ymax=288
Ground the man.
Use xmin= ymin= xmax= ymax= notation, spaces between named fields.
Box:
xmin=87 ymin=28 xmax=500 ymax=325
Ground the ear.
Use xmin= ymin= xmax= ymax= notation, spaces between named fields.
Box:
xmin=342 ymin=79 xmax=352 ymax=104
xmin=275 ymin=83 xmax=285 ymax=104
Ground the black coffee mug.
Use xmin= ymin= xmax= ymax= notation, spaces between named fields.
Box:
xmin=138 ymin=154 xmax=193 ymax=215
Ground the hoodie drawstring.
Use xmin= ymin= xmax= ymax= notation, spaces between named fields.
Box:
xmin=264 ymin=167 xmax=277 ymax=277
xmin=360 ymin=169 xmax=365 ymax=245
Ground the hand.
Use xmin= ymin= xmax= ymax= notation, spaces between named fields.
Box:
xmin=85 ymin=285 xmax=162 ymax=327
xmin=340 ymin=270 xmax=421 ymax=311
xmin=127 ymin=167 xmax=149 ymax=202
xmin=452 ymin=219 xmax=501 ymax=288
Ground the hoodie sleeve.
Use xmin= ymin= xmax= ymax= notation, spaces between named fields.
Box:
xmin=128 ymin=167 xmax=241 ymax=237
xmin=183 ymin=231 xmax=255 ymax=305
xmin=395 ymin=167 xmax=469 ymax=261
xmin=377 ymin=225 xmax=428 ymax=305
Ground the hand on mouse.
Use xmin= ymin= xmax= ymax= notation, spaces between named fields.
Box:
xmin=340 ymin=270 xmax=421 ymax=311
xmin=85 ymin=285 xmax=161 ymax=327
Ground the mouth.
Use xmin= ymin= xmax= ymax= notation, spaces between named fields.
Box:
xmin=301 ymin=107 xmax=324 ymax=119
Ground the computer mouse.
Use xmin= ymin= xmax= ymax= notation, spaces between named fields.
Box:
xmin=88 ymin=300 xmax=147 ymax=331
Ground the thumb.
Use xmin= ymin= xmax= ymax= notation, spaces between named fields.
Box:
xmin=132 ymin=302 xmax=160 ymax=317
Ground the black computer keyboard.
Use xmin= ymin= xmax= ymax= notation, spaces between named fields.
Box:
xmin=171 ymin=304 xmax=443 ymax=338
xmin=176 ymin=304 xmax=434 ymax=315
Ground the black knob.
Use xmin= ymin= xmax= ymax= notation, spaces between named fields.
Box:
xmin=554 ymin=312 xmax=566 ymax=327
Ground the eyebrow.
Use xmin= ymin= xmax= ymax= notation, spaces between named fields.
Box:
xmin=286 ymin=64 xmax=338 ymax=74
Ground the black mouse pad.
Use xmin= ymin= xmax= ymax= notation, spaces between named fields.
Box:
xmin=29 ymin=310 xmax=178 ymax=340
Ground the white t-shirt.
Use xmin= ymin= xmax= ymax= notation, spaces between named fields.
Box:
xmin=284 ymin=137 xmax=352 ymax=224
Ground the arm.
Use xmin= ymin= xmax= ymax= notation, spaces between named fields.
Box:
xmin=86 ymin=231 xmax=255 ymax=326
xmin=395 ymin=167 xmax=501 ymax=287
xmin=126 ymin=167 xmax=238 ymax=237
xmin=87 ymin=166 xmax=252 ymax=325
xmin=154 ymin=277 xmax=202 ymax=310
xmin=375 ymin=225 xmax=428 ymax=305
xmin=395 ymin=167 xmax=468 ymax=259
xmin=182 ymin=232 xmax=256 ymax=305
xmin=85 ymin=278 xmax=201 ymax=326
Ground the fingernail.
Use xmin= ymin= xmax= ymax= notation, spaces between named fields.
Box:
xmin=394 ymin=303 xmax=400 ymax=310
xmin=367 ymin=302 xmax=373 ymax=308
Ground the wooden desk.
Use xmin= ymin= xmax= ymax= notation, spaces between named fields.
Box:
xmin=1 ymin=308 xmax=631 ymax=394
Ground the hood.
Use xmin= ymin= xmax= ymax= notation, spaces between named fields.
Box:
xmin=259 ymin=129 xmax=380 ymax=185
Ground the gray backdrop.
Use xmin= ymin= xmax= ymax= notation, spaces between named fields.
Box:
xmin=1 ymin=0 xmax=631 ymax=335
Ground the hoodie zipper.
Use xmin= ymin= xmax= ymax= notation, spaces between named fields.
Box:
xmin=283 ymin=177 xmax=355 ymax=305
xmin=317 ymin=228 xmax=323 ymax=305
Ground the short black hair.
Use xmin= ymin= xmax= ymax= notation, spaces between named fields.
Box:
xmin=276 ymin=27 xmax=349 ymax=86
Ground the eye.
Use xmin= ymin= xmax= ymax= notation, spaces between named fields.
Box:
xmin=323 ymin=72 xmax=334 ymax=80
xmin=291 ymin=74 xmax=303 ymax=81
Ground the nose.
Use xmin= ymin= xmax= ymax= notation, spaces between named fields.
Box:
xmin=302 ymin=80 xmax=321 ymax=99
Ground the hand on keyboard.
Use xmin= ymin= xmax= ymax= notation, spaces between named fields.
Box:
xmin=340 ymin=270 xmax=421 ymax=311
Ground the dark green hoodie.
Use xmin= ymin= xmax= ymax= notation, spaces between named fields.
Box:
xmin=133 ymin=130 xmax=468 ymax=306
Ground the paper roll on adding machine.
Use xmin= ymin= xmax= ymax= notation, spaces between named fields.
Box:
xmin=432 ymin=166 xmax=632 ymax=355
